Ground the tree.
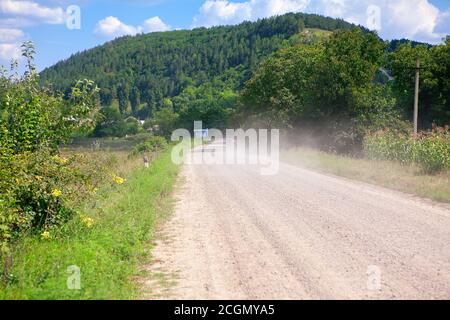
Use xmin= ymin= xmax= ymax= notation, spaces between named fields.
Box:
xmin=239 ymin=29 xmax=403 ymax=152
xmin=0 ymin=42 xmax=99 ymax=154
xmin=240 ymin=44 xmax=323 ymax=128
xmin=428 ymin=39 xmax=450 ymax=125
xmin=389 ymin=40 xmax=450 ymax=127
xmin=129 ymin=87 xmax=141 ymax=114
xmin=117 ymin=84 xmax=130 ymax=115
xmin=317 ymin=29 xmax=386 ymax=108
xmin=39 ymin=12 xmax=357 ymax=123
xmin=151 ymin=107 xmax=179 ymax=138
xmin=97 ymin=113 xmax=141 ymax=137
xmin=100 ymin=87 xmax=114 ymax=106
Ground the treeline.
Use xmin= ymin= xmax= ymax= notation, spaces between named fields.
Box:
xmin=40 ymin=12 xmax=448 ymax=148
xmin=40 ymin=13 xmax=356 ymax=122
xmin=239 ymin=29 xmax=449 ymax=152
xmin=143 ymin=29 xmax=448 ymax=154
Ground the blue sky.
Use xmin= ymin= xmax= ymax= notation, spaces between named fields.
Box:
xmin=0 ymin=0 xmax=449 ymax=71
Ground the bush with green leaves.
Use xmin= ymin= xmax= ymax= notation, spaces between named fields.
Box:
xmin=129 ymin=136 xmax=168 ymax=158
xmin=93 ymin=106 xmax=142 ymax=138
xmin=0 ymin=42 xmax=101 ymax=266
xmin=1 ymin=151 xmax=105 ymax=240
xmin=364 ymin=128 xmax=450 ymax=174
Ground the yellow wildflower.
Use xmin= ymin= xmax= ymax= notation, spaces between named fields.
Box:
xmin=51 ymin=188 xmax=62 ymax=197
xmin=80 ymin=214 xmax=95 ymax=228
xmin=41 ymin=231 xmax=51 ymax=240
xmin=112 ymin=175 xmax=126 ymax=185
xmin=52 ymin=155 xmax=68 ymax=165
xmin=88 ymin=185 xmax=99 ymax=194
xmin=84 ymin=217 xmax=95 ymax=228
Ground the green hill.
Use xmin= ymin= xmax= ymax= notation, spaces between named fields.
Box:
xmin=40 ymin=13 xmax=356 ymax=120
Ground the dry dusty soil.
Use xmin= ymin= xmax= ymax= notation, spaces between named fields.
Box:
xmin=144 ymin=143 xmax=450 ymax=300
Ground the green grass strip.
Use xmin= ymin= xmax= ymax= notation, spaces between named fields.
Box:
xmin=0 ymin=149 xmax=179 ymax=300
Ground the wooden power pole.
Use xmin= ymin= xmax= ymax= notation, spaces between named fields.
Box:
xmin=413 ymin=57 xmax=420 ymax=136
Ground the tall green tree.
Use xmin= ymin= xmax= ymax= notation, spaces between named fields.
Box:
xmin=0 ymin=42 xmax=99 ymax=154
xmin=389 ymin=39 xmax=450 ymax=126
xmin=240 ymin=29 xmax=402 ymax=152
xmin=129 ymin=87 xmax=141 ymax=114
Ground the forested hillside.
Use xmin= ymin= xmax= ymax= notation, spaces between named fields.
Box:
xmin=40 ymin=12 xmax=448 ymax=146
xmin=40 ymin=13 xmax=355 ymax=122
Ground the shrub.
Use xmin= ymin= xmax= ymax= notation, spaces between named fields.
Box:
xmin=0 ymin=151 xmax=105 ymax=237
xmin=364 ymin=128 xmax=450 ymax=173
xmin=129 ymin=136 xmax=168 ymax=158
xmin=0 ymin=43 xmax=100 ymax=275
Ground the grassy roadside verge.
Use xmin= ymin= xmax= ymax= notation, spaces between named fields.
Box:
xmin=282 ymin=147 xmax=450 ymax=203
xmin=0 ymin=149 xmax=178 ymax=300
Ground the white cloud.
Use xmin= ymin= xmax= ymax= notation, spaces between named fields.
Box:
xmin=193 ymin=0 xmax=449 ymax=43
xmin=317 ymin=0 xmax=450 ymax=43
xmin=0 ymin=0 xmax=66 ymax=25
xmin=95 ymin=16 xmax=171 ymax=38
xmin=0 ymin=43 xmax=21 ymax=61
xmin=95 ymin=16 xmax=141 ymax=38
xmin=262 ymin=0 xmax=310 ymax=15
xmin=0 ymin=28 xmax=24 ymax=42
xmin=192 ymin=0 xmax=310 ymax=27
xmin=0 ymin=0 xmax=67 ymax=64
xmin=434 ymin=8 xmax=450 ymax=36
xmin=0 ymin=17 xmax=34 ymax=29
xmin=192 ymin=0 xmax=251 ymax=27
xmin=142 ymin=16 xmax=171 ymax=33
xmin=304 ymin=0 xmax=442 ymax=41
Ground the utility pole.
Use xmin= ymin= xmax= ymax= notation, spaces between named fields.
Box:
xmin=413 ymin=57 xmax=420 ymax=136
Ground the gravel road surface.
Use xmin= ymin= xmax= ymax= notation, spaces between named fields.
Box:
xmin=148 ymin=143 xmax=450 ymax=299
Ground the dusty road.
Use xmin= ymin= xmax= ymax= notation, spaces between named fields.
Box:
xmin=148 ymin=143 xmax=450 ymax=300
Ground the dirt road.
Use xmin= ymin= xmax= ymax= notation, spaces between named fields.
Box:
xmin=148 ymin=143 xmax=450 ymax=300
